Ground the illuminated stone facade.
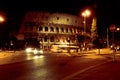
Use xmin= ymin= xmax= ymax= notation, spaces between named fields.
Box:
xmin=17 ymin=11 xmax=91 ymax=52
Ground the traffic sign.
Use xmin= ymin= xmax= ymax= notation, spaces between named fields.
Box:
xmin=109 ymin=25 xmax=116 ymax=32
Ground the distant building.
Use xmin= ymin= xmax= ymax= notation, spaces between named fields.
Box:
xmin=17 ymin=11 xmax=91 ymax=52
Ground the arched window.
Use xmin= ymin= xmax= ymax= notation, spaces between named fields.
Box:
xmin=67 ymin=18 xmax=69 ymax=21
xmin=44 ymin=36 xmax=48 ymax=42
xmin=56 ymin=27 xmax=59 ymax=32
xmin=61 ymin=28 xmax=64 ymax=33
xmin=57 ymin=17 xmax=59 ymax=20
xmin=70 ymin=28 xmax=72 ymax=33
xmin=45 ymin=27 xmax=48 ymax=32
xmin=66 ymin=28 xmax=68 ymax=33
xmin=74 ymin=28 xmax=76 ymax=33
xmin=50 ymin=27 xmax=54 ymax=32
xmin=39 ymin=26 xmax=43 ymax=31
xmin=50 ymin=36 xmax=54 ymax=42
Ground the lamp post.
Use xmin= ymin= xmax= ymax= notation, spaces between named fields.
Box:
xmin=107 ymin=28 xmax=109 ymax=48
xmin=0 ymin=15 xmax=5 ymax=50
xmin=116 ymin=27 xmax=120 ymax=46
xmin=109 ymin=24 xmax=116 ymax=62
xmin=81 ymin=9 xmax=91 ymax=49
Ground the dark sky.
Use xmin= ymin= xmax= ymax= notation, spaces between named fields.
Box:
xmin=0 ymin=0 xmax=95 ymax=30
xmin=0 ymin=0 xmax=120 ymax=35
xmin=97 ymin=0 xmax=120 ymax=26
xmin=97 ymin=0 xmax=120 ymax=36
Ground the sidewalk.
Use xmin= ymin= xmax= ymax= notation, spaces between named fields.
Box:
xmin=0 ymin=50 xmax=26 ymax=65
xmin=0 ymin=50 xmax=25 ymax=58
xmin=64 ymin=60 xmax=120 ymax=80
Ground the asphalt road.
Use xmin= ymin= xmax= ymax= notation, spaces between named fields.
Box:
xmin=0 ymin=51 xmax=112 ymax=80
xmin=68 ymin=60 xmax=120 ymax=80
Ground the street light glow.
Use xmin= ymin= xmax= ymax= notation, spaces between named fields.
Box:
xmin=0 ymin=16 xmax=4 ymax=22
xmin=116 ymin=28 xmax=120 ymax=31
xmin=82 ymin=9 xmax=91 ymax=17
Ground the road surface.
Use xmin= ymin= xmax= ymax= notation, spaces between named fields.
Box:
xmin=0 ymin=51 xmax=112 ymax=80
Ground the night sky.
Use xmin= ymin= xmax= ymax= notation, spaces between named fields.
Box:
xmin=0 ymin=0 xmax=120 ymax=36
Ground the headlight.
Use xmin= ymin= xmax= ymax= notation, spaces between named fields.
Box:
xmin=26 ymin=48 xmax=32 ymax=53
xmin=117 ymin=47 xmax=120 ymax=50
xmin=39 ymin=49 xmax=43 ymax=54
xmin=34 ymin=49 xmax=38 ymax=54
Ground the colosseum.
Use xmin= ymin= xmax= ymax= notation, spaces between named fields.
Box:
xmin=17 ymin=11 xmax=91 ymax=53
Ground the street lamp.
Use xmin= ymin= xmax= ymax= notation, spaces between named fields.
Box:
xmin=0 ymin=15 xmax=5 ymax=23
xmin=116 ymin=27 xmax=120 ymax=31
xmin=81 ymin=9 xmax=91 ymax=49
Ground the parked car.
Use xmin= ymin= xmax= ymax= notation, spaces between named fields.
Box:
xmin=116 ymin=46 xmax=120 ymax=51
xmin=110 ymin=45 xmax=120 ymax=52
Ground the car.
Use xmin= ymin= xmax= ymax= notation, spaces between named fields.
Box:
xmin=116 ymin=46 xmax=120 ymax=51
xmin=110 ymin=45 xmax=120 ymax=52
xmin=25 ymin=47 xmax=43 ymax=55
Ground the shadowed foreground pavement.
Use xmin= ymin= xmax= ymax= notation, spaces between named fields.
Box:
xmin=65 ymin=60 xmax=120 ymax=80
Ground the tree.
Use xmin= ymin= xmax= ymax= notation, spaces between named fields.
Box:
xmin=91 ymin=17 xmax=98 ymax=43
